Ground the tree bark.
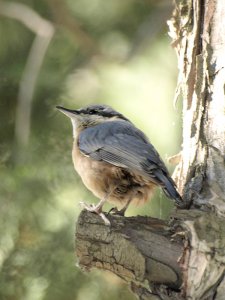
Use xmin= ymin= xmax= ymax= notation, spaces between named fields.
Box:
xmin=75 ymin=0 xmax=225 ymax=299
xmin=168 ymin=0 xmax=225 ymax=212
xmin=76 ymin=209 xmax=225 ymax=299
xmin=76 ymin=211 xmax=184 ymax=296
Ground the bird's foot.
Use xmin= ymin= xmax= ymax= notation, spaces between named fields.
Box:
xmin=79 ymin=201 xmax=110 ymax=226
xmin=79 ymin=201 xmax=101 ymax=213
xmin=108 ymin=207 xmax=125 ymax=216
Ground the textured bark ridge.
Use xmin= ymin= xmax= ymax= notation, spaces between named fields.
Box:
xmin=173 ymin=210 xmax=225 ymax=299
xmin=76 ymin=210 xmax=225 ymax=299
xmin=168 ymin=0 xmax=225 ymax=212
xmin=76 ymin=210 xmax=184 ymax=299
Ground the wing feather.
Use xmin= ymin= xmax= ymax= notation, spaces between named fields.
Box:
xmin=78 ymin=121 xmax=168 ymax=182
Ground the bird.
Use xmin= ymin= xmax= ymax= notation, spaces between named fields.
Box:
xmin=56 ymin=104 xmax=183 ymax=224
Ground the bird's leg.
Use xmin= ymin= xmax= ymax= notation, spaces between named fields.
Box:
xmin=79 ymin=191 xmax=111 ymax=225
xmin=110 ymin=196 xmax=133 ymax=216
xmin=118 ymin=196 xmax=133 ymax=216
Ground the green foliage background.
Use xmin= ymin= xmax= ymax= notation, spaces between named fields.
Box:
xmin=0 ymin=0 xmax=181 ymax=299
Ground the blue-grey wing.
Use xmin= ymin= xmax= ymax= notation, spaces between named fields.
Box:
xmin=78 ymin=120 xmax=168 ymax=180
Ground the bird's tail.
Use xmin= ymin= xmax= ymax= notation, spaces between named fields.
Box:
xmin=155 ymin=170 xmax=184 ymax=208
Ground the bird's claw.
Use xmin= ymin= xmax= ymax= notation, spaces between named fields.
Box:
xmin=79 ymin=201 xmax=111 ymax=226
xmin=108 ymin=207 xmax=125 ymax=216
xmin=98 ymin=212 xmax=111 ymax=226
xmin=79 ymin=201 xmax=100 ymax=212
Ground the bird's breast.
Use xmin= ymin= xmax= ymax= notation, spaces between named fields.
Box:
xmin=72 ymin=140 xmax=114 ymax=199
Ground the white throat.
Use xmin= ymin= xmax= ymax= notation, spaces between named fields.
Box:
xmin=71 ymin=118 xmax=78 ymax=138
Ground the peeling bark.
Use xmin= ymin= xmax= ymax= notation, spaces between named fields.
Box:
xmin=173 ymin=210 xmax=225 ymax=299
xmin=168 ymin=0 xmax=225 ymax=213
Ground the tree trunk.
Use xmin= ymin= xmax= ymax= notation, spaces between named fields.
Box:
xmin=169 ymin=0 xmax=225 ymax=212
xmin=75 ymin=1 xmax=225 ymax=299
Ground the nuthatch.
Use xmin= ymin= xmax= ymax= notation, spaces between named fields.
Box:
xmin=56 ymin=104 xmax=183 ymax=224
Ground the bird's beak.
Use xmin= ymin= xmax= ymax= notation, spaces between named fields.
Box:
xmin=56 ymin=106 xmax=79 ymax=119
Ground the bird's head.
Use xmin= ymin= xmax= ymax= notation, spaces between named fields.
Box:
xmin=56 ymin=104 xmax=129 ymax=137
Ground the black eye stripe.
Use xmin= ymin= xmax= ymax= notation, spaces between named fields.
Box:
xmin=88 ymin=110 xmax=97 ymax=114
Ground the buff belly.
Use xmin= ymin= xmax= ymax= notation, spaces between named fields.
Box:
xmin=72 ymin=145 xmax=155 ymax=207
